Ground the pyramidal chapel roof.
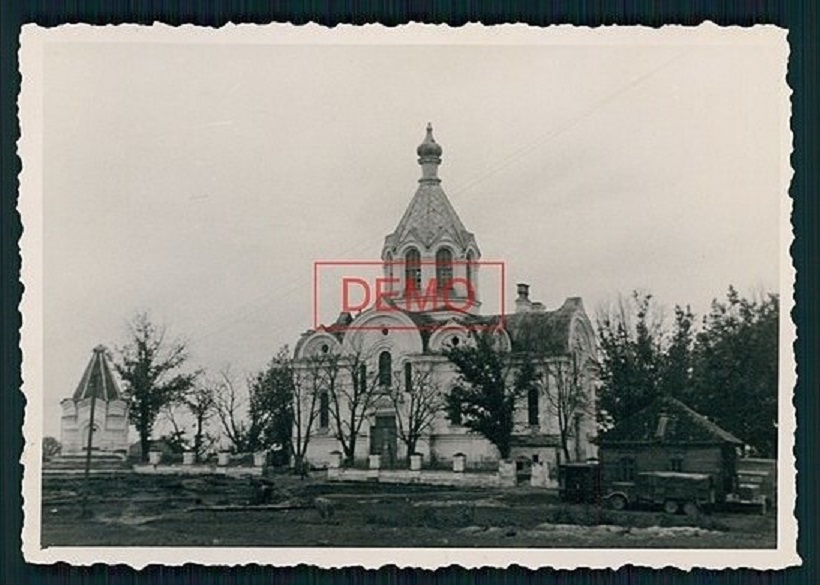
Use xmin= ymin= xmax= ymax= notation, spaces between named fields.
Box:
xmin=384 ymin=124 xmax=478 ymax=252
xmin=72 ymin=345 xmax=123 ymax=402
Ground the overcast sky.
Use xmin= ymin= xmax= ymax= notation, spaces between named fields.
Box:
xmin=31 ymin=25 xmax=788 ymax=437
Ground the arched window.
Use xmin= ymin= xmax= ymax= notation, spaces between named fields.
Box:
xmin=404 ymin=248 xmax=421 ymax=292
xmin=404 ymin=362 xmax=413 ymax=392
xmin=436 ymin=248 xmax=453 ymax=292
xmin=466 ymin=250 xmax=475 ymax=290
xmin=527 ymin=387 xmax=539 ymax=426
xmin=319 ymin=391 xmax=330 ymax=428
xmin=378 ymin=351 xmax=392 ymax=386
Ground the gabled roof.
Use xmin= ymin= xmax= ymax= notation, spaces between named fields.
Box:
xmin=502 ymin=298 xmax=583 ymax=355
xmin=72 ymin=345 xmax=122 ymax=401
xmin=475 ymin=297 xmax=585 ymax=356
xmin=600 ymin=395 xmax=743 ymax=446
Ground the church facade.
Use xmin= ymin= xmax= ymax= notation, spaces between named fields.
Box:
xmin=293 ymin=125 xmax=597 ymax=477
xmin=60 ymin=345 xmax=130 ymax=457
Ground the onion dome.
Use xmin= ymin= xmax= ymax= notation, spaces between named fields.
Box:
xmin=417 ymin=123 xmax=443 ymax=159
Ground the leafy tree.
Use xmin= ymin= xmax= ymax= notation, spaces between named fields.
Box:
xmin=661 ymin=304 xmax=696 ymax=403
xmin=249 ymin=348 xmax=295 ymax=455
xmin=691 ymin=287 xmax=779 ymax=457
xmin=115 ymin=313 xmax=197 ymax=462
xmin=388 ymin=362 xmax=444 ymax=463
xmin=596 ymin=287 xmax=778 ymax=457
xmin=595 ymin=292 xmax=666 ymax=428
xmin=42 ymin=436 xmax=62 ymax=461
xmin=444 ymin=331 xmax=537 ymax=460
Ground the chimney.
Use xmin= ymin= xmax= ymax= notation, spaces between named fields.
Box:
xmin=515 ymin=283 xmax=532 ymax=314
xmin=335 ymin=311 xmax=353 ymax=327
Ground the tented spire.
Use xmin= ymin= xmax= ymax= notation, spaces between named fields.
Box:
xmin=72 ymin=345 xmax=122 ymax=402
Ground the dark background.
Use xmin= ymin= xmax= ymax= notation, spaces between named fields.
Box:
xmin=2 ymin=1 xmax=817 ymax=584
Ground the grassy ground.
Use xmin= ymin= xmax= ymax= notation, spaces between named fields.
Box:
xmin=40 ymin=472 xmax=776 ymax=548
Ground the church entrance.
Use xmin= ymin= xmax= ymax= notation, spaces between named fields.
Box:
xmin=370 ymin=415 xmax=398 ymax=468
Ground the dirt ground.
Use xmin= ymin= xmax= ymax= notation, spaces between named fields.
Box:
xmin=40 ymin=472 xmax=776 ymax=548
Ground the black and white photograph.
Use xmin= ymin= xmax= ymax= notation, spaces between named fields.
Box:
xmin=18 ymin=23 xmax=796 ymax=569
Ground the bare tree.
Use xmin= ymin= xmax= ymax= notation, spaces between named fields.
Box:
xmin=213 ymin=351 xmax=296 ymax=458
xmin=213 ymin=367 xmax=253 ymax=453
xmin=158 ymin=403 xmax=190 ymax=453
xmin=290 ymin=352 xmax=327 ymax=475
xmin=388 ymin=362 xmax=443 ymax=463
xmin=326 ymin=341 xmax=382 ymax=466
xmin=543 ymin=351 xmax=592 ymax=463
xmin=181 ymin=384 xmax=217 ymax=462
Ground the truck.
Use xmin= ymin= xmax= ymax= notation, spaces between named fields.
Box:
xmin=558 ymin=462 xmax=602 ymax=504
xmin=602 ymin=471 xmax=717 ymax=516
xmin=725 ymin=469 xmax=769 ymax=513
xmin=559 ymin=462 xmax=772 ymax=516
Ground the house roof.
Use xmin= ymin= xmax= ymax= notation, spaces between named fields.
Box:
xmin=499 ymin=298 xmax=583 ymax=355
xmin=472 ymin=297 xmax=584 ymax=356
xmin=72 ymin=345 xmax=122 ymax=401
xmin=600 ymin=395 xmax=743 ymax=446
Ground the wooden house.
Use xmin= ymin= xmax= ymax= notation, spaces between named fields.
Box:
xmin=598 ymin=395 xmax=743 ymax=501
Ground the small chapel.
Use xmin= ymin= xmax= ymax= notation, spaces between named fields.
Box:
xmin=59 ymin=345 xmax=130 ymax=457
xmin=293 ymin=125 xmax=597 ymax=476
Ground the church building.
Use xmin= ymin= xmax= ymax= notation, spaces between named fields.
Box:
xmin=293 ymin=125 xmax=597 ymax=476
xmin=60 ymin=345 xmax=130 ymax=457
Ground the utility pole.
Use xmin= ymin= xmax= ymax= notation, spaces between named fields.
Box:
xmin=80 ymin=348 xmax=102 ymax=519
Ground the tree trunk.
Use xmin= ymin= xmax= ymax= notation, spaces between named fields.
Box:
xmin=561 ymin=433 xmax=571 ymax=463
xmin=139 ymin=431 xmax=150 ymax=463
xmin=406 ymin=436 xmax=417 ymax=464
xmin=497 ymin=437 xmax=511 ymax=460
xmin=194 ymin=417 xmax=203 ymax=463
xmin=293 ymin=452 xmax=305 ymax=477
xmin=344 ymin=437 xmax=356 ymax=466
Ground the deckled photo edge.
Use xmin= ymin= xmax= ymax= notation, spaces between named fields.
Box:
xmin=18 ymin=22 xmax=799 ymax=570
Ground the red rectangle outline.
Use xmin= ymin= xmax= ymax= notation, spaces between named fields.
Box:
xmin=313 ymin=260 xmax=506 ymax=332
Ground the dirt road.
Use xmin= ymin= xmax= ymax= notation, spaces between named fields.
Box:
xmin=40 ymin=473 xmax=776 ymax=548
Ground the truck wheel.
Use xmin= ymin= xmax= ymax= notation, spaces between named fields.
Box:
xmin=663 ymin=500 xmax=679 ymax=514
xmin=683 ymin=502 xmax=700 ymax=518
xmin=608 ymin=495 xmax=627 ymax=511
